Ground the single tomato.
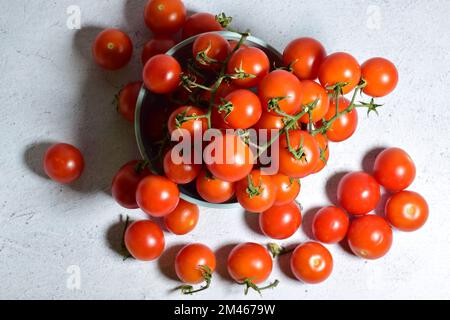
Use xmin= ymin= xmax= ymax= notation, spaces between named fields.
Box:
xmin=283 ymin=37 xmax=326 ymax=80
xmin=259 ymin=202 xmax=302 ymax=239
xmin=290 ymin=242 xmax=333 ymax=284
xmin=143 ymin=54 xmax=181 ymax=94
xmin=164 ymin=199 xmax=199 ymax=235
xmin=43 ymin=143 xmax=84 ymax=184
xmin=196 ymin=169 xmax=235 ymax=203
xmin=124 ymin=220 xmax=165 ymax=261
xmin=227 ymin=47 xmax=270 ymax=88
xmin=136 ymin=175 xmax=180 ymax=217
xmin=385 ymin=191 xmax=428 ymax=232
xmin=92 ymin=29 xmax=133 ymax=70
xmin=235 ymin=170 xmax=276 ymax=213
xmin=175 ymin=243 xmax=216 ymax=284
xmin=318 ymin=52 xmax=361 ymax=94
xmin=361 ymin=57 xmax=398 ymax=97
xmin=312 ymin=206 xmax=349 ymax=244
xmin=271 ymin=174 xmax=301 ymax=206
xmin=144 ymin=0 xmax=186 ymax=34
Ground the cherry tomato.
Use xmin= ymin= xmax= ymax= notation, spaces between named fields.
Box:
xmin=143 ymin=54 xmax=181 ymax=94
xmin=361 ymin=57 xmax=398 ymax=97
xmin=311 ymin=133 xmax=329 ymax=174
xmin=227 ymin=243 xmax=273 ymax=284
xmin=318 ymin=52 xmax=361 ymax=94
xmin=218 ymin=89 xmax=262 ymax=129
xmin=385 ymin=191 xmax=428 ymax=232
xmin=283 ymin=37 xmax=326 ymax=80
xmin=290 ymin=242 xmax=333 ymax=284
xmin=117 ymin=81 xmax=142 ymax=123
xmin=318 ymin=97 xmax=358 ymax=142
xmin=271 ymin=174 xmax=301 ymax=206
xmin=277 ymin=130 xmax=320 ymax=178
xmin=347 ymin=215 xmax=393 ymax=259
xmin=201 ymin=81 xmax=238 ymax=105
xmin=205 ymin=133 xmax=254 ymax=183
xmin=235 ymin=170 xmax=276 ymax=213
xmin=124 ymin=220 xmax=165 ymax=261
xmin=92 ymin=29 xmax=133 ymax=70
xmin=193 ymin=32 xmax=231 ymax=70
xmin=43 ymin=143 xmax=84 ymax=184
xmin=182 ymin=13 xmax=223 ymax=40
xmin=141 ymin=36 xmax=176 ymax=65
xmin=258 ymin=70 xmax=303 ymax=115
xmin=168 ymin=106 xmax=208 ymax=138
xmin=144 ymin=0 xmax=186 ymax=35
xmin=227 ymin=47 xmax=270 ymax=88
xmin=163 ymin=148 xmax=201 ymax=184
xmin=196 ymin=169 xmax=235 ymax=203
xmin=259 ymin=202 xmax=302 ymax=239
xmin=175 ymin=243 xmax=216 ymax=284
xmin=312 ymin=206 xmax=349 ymax=244
xmin=253 ymin=111 xmax=285 ymax=133
xmin=164 ymin=199 xmax=199 ymax=235
xmin=229 ymin=40 xmax=248 ymax=51
xmin=111 ymin=160 xmax=151 ymax=209
xmin=136 ymin=175 xmax=180 ymax=217
xmin=373 ymin=147 xmax=416 ymax=192
xmin=298 ymin=80 xmax=329 ymax=123
xmin=337 ymin=172 xmax=380 ymax=216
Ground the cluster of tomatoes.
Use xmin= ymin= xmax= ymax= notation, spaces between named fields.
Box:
xmin=40 ymin=0 xmax=427 ymax=295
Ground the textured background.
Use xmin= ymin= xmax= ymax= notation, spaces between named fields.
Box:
xmin=1 ymin=0 xmax=450 ymax=299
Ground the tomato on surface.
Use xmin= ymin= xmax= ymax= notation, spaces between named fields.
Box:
xmin=227 ymin=47 xmax=270 ymax=88
xmin=290 ymin=242 xmax=333 ymax=284
xmin=259 ymin=202 xmax=302 ymax=239
xmin=182 ymin=12 xmax=223 ymax=40
xmin=136 ymin=175 xmax=180 ymax=217
xmin=43 ymin=143 xmax=84 ymax=184
xmin=112 ymin=160 xmax=151 ymax=209
xmin=164 ymin=199 xmax=199 ymax=235
xmin=176 ymin=243 xmax=216 ymax=284
xmin=92 ymin=29 xmax=133 ymax=70
xmin=277 ymin=130 xmax=320 ymax=178
xmin=141 ymin=36 xmax=176 ymax=65
xmin=196 ymin=169 xmax=235 ymax=203
xmin=311 ymin=133 xmax=329 ymax=174
xmin=312 ymin=206 xmax=349 ymax=244
xmin=218 ymin=89 xmax=262 ymax=129
xmin=163 ymin=148 xmax=201 ymax=184
xmin=319 ymin=97 xmax=358 ymax=142
xmin=235 ymin=170 xmax=276 ymax=213
xmin=361 ymin=57 xmax=398 ymax=97
xmin=227 ymin=243 xmax=273 ymax=284
xmin=385 ymin=191 xmax=428 ymax=232
xmin=298 ymin=80 xmax=329 ymax=123
xmin=143 ymin=54 xmax=181 ymax=94
xmin=282 ymin=37 xmax=326 ymax=80
xmin=258 ymin=70 xmax=303 ymax=116
xmin=117 ymin=81 xmax=142 ymax=123
xmin=337 ymin=171 xmax=380 ymax=216
xmin=144 ymin=0 xmax=186 ymax=35
xmin=318 ymin=52 xmax=361 ymax=94
xmin=193 ymin=32 xmax=231 ymax=70
xmin=271 ymin=174 xmax=300 ymax=206
xmin=124 ymin=220 xmax=165 ymax=261
xmin=168 ymin=106 xmax=208 ymax=138
xmin=347 ymin=215 xmax=393 ymax=259
xmin=373 ymin=147 xmax=416 ymax=192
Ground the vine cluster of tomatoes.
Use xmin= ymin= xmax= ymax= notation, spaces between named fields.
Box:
xmin=41 ymin=0 xmax=428 ymax=295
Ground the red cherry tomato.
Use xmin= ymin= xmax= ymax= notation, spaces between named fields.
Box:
xmin=117 ymin=81 xmax=142 ymax=123
xmin=319 ymin=97 xmax=358 ymax=142
xmin=193 ymin=32 xmax=231 ymax=70
xmin=227 ymin=243 xmax=273 ymax=284
xmin=385 ymin=191 xmax=428 ymax=232
xmin=271 ymin=174 xmax=301 ymax=206
xmin=143 ymin=54 xmax=181 ymax=94
xmin=318 ymin=52 xmax=361 ymax=94
xmin=298 ymin=80 xmax=329 ymax=123
xmin=164 ymin=199 xmax=199 ymax=235
xmin=235 ymin=170 xmax=276 ymax=213
xmin=92 ymin=29 xmax=133 ymax=70
xmin=201 ymin=81 xmax=238 ymax=105
xmin=337 ymin=171 xmax=381 ymax=216
xmin=290 ymin=242 xmax=333 ymax=284
xmin=196 ymin=169 xmax=235 ymax=203
xmin=182 ymin=13 xmax=223 ymax=40
xmin=373 ymin=147 xmax=416 ymax=192
xmin=144 ymin=0 xmax=186 ymax=35
xmin=43 ymin=143 xmax=84 ymax=184
xmin=124 ymin=220 xmax=165 ymax=261
xmin=311 ymin=133 xmax=329 ymax=174
xmin=259 ymin=70 xmax=303 ymax=116
xmin=283 ymin=37 xmax=326 ymax=80
xmin=175 ymin=243 xmax=216 ymax=284
xmin=259 ymin=202 xmax=302 ymax=239
xmin=361 ymin=57 xmax=398 ymax=97
xmin=347 ymin=215 xmax=393 ymax=259
xmin=136 ymin=175 xmax=180 ymax=217
xmin=217 ymin=89 xmax=262 ymax=129
xmin=312 ymin=206 xmax=349 ymax=244
xmin=253 ymin=111 xmax=285 ymax=133
xmin=163 ymin=148 xmax=201 ymax=184
xmin=168 ymin=106 xmax=208 ymax=138
xmin=229 ymin=40 xmax=248 ymax=51
xmin=141 ymin=36 xmax=176 ymax=65
xmin=227 ymin=47 xmax=270 ymax=88
xmin=111 ymin=160 xmax=151 ymax=209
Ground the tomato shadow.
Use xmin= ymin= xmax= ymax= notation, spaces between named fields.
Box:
xmin=361 ymin=146 xmax=387 ymax=173
xmin=105 ymin=214 xmax=131 ymax=259
xmin=215 ymin=243 xmax=238 ymax=283
xmin=243 ymin=211 xmax=264 ymax=236
xmin=301 ymin=206 xmax=321 ymax=240
xmin=325 ymin=171 xmax=350 ymax=205
xmin=338 ymin=238 xmax=355 ymax=256
xmin=123 ymin=0 xmax=153 ymax=52
xmin=375 ymin=192 xmax=390 ymax=217
xmin=157 ymin=242 xmax=187 ymax=282
xmin=23 ymin=141 xmax=56 ymax=180
xmin=275 ymin=243 xmax=298 ymax=281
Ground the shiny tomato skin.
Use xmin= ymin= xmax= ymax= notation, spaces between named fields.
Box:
xmin=136 ymin=175 xmax=180 ymax=217
xmin=361 ymin=57 xmax=398 ymax=97
xmin=337 ymin=172 xmax=381 ymax=216
xmin=318 ymin=52 xmax=361 ymax=94
xmin=290 ymin=242 xmax=333 ymax=284
xmin=182 ymin=13 xmax=223 ymax=40
xmin=347 ymin=215 xmax=393 ymax=259
xmin=92 ymin=29 xmax=133 ymax=70
xmin=312 ymin=206 xmax=349 ymax=244
xmin=253 ymin=111 xmax=285 ymax=132
xmin=319 ymin=97 xmax=358 ymax=142
xmin=143 ymin=54 xmax=181 ymax=94
xmin=144 ymin=0 xmax=186 ymax=35
xmin=229 ymin=40 xmax=248 ymax=51
xmin=124 ymin=220 xmax=165 ymax=261
xmin=385 ymin=191 xmax=428 ymax=232
xmin=373 ymin=147 xmax=416 ymax=192
xmin=193 ymin=32 xmax=231 ymax=70
xmin=227 ymin=47 xmax=270 ymax=88
xmin=311 ymin=133 xmax=329 ymax=174
xmin=299 ymin=80 xmax=329 ymax=123
xmin=259 ymin=70 xmax=303 ymax=115
xmin=141 ymin=36 xmax=176 ymax=65
xmin=227 ymin=243 xmax=273 ymax=284
xmin=164 ymin=199 xmax=199 ymax=235
xmin=163 ymin=149 xmax=201 ymax=184
xmin=118 ymin=81 xmax=142 ymax=123
xmin=43 ymin=143 xmax=84 ymax=184
xmin=175 ymin=243 xmax=216 ymax=284
xmin=168 ymin=106 xmax=208 ymax=138
xmin=272 ymin=174 xmax=301 ymax=206
xmin=219 ymin=89 xmax=262 ymax=129
xmin=259 ymin=202 xmax=302 ymax=239
xmin=235 ymin=170 xmax=276 ymax=213
xmin=196 ymin=169 xmax=235 ymax=203
xmin=283 ymin=37 xmax=326 ymax=80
